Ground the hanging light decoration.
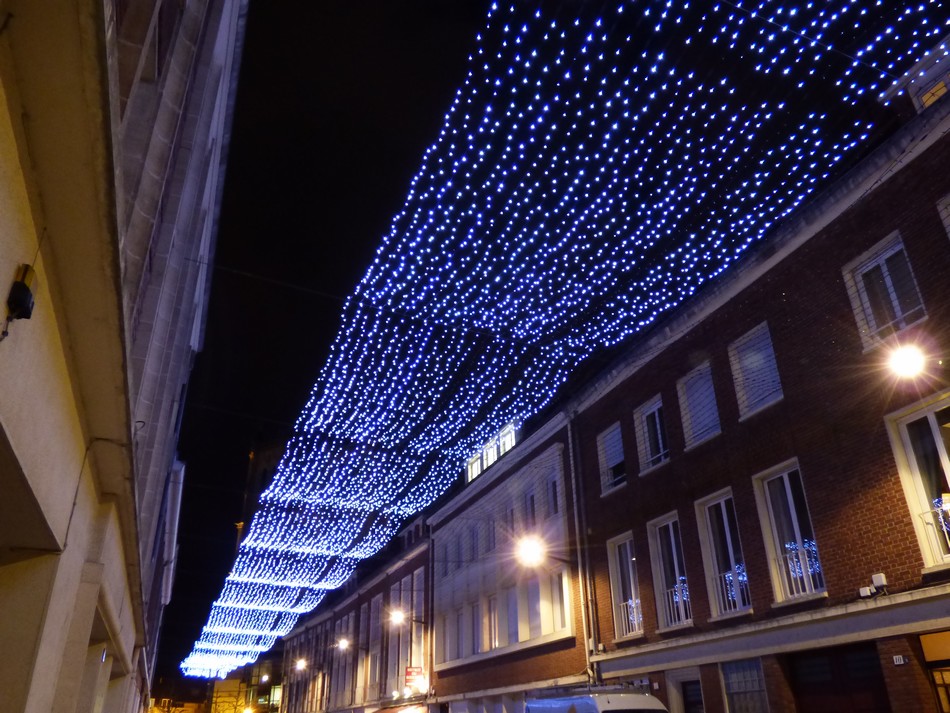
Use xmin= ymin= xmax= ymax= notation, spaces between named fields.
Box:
xmin=182 ymin=0 xmax=950 ymax=677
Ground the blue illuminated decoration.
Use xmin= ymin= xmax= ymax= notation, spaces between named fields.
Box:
xmin=182 ymin=0 xmax=950 ymax=677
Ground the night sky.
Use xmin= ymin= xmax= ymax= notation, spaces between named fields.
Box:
xmin=156 ymin=0 xmax=487 ymax=684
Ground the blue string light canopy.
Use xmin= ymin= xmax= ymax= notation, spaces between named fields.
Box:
xmin=182 ymin=0 xmax=950 ymax=676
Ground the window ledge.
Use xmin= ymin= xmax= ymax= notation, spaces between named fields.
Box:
xmin=737 ymin=395 xmax=783 ymax=423
xmin=858 ymin=314 xmax=928 ymax=354
xmin=638 ymin=459 xmax=670 ymax=477
xmin=655 ymin=620 xmax=694 ymax=635
xmin=600 ymin=480 xmax=627 ymax=497
xmin=770 ymin=590 xmax=828 ymax=609
xmin=707 ymin=607 xmax=753 ymax=623
xmin=683 ymin=431 xmax=721 ymax=453
xmin=434 ymin=627 xmax=574 ymax=672
xmin=921 ymin=561 xmax=950 ymax=576
xmin=612 ymin=631 xmax=645 ymax=644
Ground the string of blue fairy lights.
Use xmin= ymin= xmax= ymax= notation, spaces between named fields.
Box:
xmin=182 ymin=0 xmax=950 ymax=677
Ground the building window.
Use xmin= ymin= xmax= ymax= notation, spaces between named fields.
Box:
xmin=455 ymin=608 xmax=464 ymax=660
xmin=891 ymin=397 xmax=950 ymax=566
xmin=483 ymin=439 xmax=499 ymax=469
xmin=471 ymin=601 xmax=482 ymax=655
xmin=597 ymin=422 xmax=626 ymax=491
xmin=499 ymin=423 xmax=516 ymax=454
xmin=546 ymin=477 xmax=560 ymax=518
xmin=470 ymin=525 xmax=479 ymax=562
xmin=697 ymin=491 xmax=751 ymax=617
xmin=504 ymin=504 xmax=516 ymax=537
xmin=919 ymin=78 xmax=948 ymax=108
xmin=524 ymin=490 xmax=537 ymax=529
xmin=678 ymin=361 xmax=720 ymax=448
xmin=606 ymin=533 xmax=643 ymax=638
xmin=729 ymin=322 xmax=783 ymax=418
xmin=486 ymin=517 xmax=497 ymax=552
xmin=648 ymin=514 xmax=692 ymax=629
xmin=506 ymin=587 xmax=519 ymax=645
xmin=721 ymin=659 xmax=770 ymax=712
xmin=843 ymin=233 xmax=925 ymax=348
xmin=634 ymin=395 xmax=670 ymax=471
xmin=938 ymin=194 xmax=950 ymax=240
xmin=551 ymin=572 xmax=567 ymax=631
xmin=527 ymin=577 xmax=542 ymax=639
xmin=487 ymin=595 xmax=499 ymax=649
xmin=467 ymin=455 xmax=482 ymax=483
xmin=753 ymin=462 xmax=824 ymax=601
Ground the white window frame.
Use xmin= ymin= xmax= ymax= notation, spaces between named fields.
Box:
xmin=751 ymin=459 xmax=825 ymax=603
xmin=885 ymin=389 xmax=950 ymax=570
xmin=647 ymin=512 xmax=692 ymax=630
xmin=842 ymin=232 xmax=926 ymax=349
xmin=606 ymin=532 xmax=643 ymax=639
xmin=634 ymin=394 xmax=670 ymax=473
xmin=677 ymin=361 xmax=720 ymax=448
xmin=467 ymin=455 xmax=482 ymax=483
xmin=695 ymin=488 xmax=751 ymax=619
xmin=596 ymin=422 xmax=626 ymax=492
xmin=483 ymin=438 xmax=499 ymax=469
xmin=499 ymin=423 xmax=517 ymax=454
xmin=728 ymin=322 xmax=783 ymax=419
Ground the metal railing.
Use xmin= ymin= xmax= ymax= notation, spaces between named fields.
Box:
xmin=777 ymin=544 xmax=824 ymax=599
xmin=919 ymin=507 xmax=950 ymax=562
xmin=660 ymin=582 xmax=691 ymax=627
xmin=615 ymin=598 xmax=643 ymax=637
xmin=713 ymin=567 xmax=751 ymax=614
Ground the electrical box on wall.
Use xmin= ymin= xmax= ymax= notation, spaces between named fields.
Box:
xmin=7 ymin=264 xmax=36 ymax=320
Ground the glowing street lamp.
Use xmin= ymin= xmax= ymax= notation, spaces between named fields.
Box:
xmin=389 ymin=608 xmax=424 ymax=626
xmin=888 ymin=344 xmax=925 ymax=378
xmin=337 ymin=637 xmax=351 ymax=651
xmin=515 ymin=535 xmax=547 ymax=567
xmin=295 ymin=658 xmax=307 ymax=671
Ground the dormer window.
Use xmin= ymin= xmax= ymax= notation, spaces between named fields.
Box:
xmin=465 ymin=422 xmax=519 ymax=482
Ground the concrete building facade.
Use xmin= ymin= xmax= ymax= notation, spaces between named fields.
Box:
xmin=0 ymin=1 xmax=244 ymax=711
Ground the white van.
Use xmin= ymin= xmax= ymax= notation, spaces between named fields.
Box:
xmin=525 ymin=691 xmax=669 ymax=713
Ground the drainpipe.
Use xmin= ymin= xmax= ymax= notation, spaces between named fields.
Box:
xmin=566 ymin=412 xmax=599 ymax=685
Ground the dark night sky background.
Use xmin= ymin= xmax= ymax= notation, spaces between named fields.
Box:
xmin=156 ymin=0 xmax=488 ymax=685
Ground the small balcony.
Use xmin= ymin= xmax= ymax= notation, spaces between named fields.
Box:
xmin=615 ymin=598 xmax=643 ymax=637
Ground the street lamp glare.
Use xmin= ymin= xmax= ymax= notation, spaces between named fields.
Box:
xmin=889 ymin=344 xmax=925 ymax=378
xmin=337 ymin=637 xmax=351 ymax=651
xmin=390 ymin=608 xmax=407 ymax=625
xmin=516 ymin=535 xmax=546 ymax=567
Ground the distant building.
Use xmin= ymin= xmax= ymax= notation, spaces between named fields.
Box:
xmin=281 ymin=68 xmax=950 ymax=713
xmin=0 ymin=1 xmax=244 ymax=711
xmin=283 ymin=518 xmax=430 ymax=713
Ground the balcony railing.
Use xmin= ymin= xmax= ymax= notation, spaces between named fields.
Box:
xmin=919 ymin=507 xmax=950 ymax=563
xmin=615 ymin=598 xmax=643 ymax=637
xmin=777 ymin=542 xmax=824 ymax=599
xmin=660 ymin=582 xmax=691 ymax=628
xmin=713 ymin=566 xmax=751 ymax=615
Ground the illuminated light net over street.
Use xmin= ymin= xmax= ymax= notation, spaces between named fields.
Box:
xmin=182 ymin=0 xmax=950 ymax=677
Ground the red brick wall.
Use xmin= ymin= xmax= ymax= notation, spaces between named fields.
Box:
xmin=577 ymin=130 xmax=950 ymax=651
xmin=762 ymin=655 xmax=796 ymax=713
xmin=877 ymin=636 xmax=938 ymax=713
